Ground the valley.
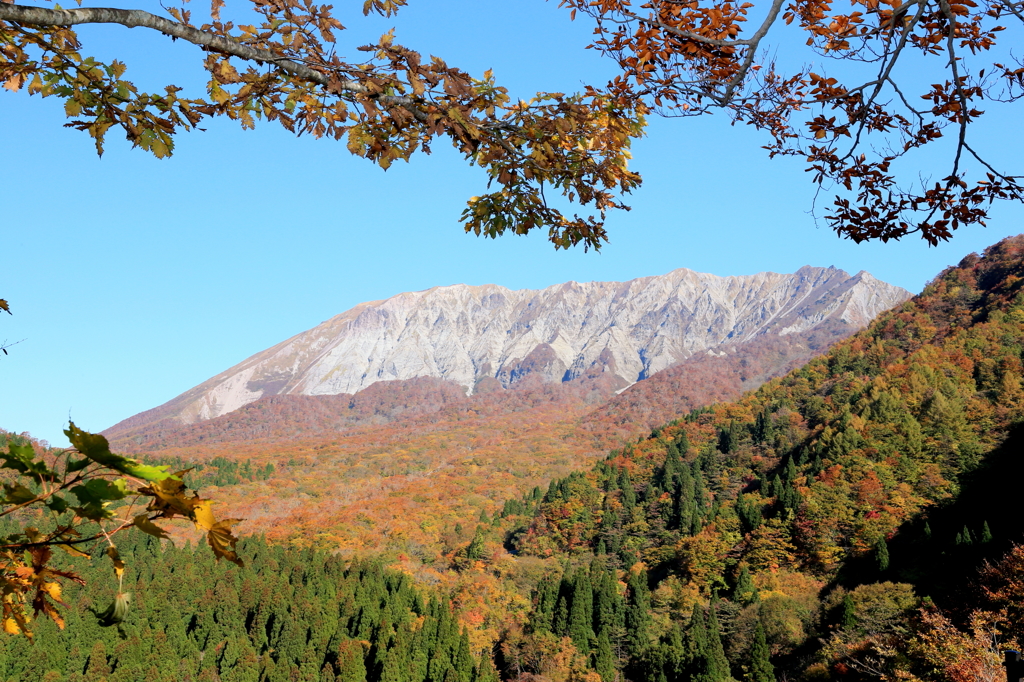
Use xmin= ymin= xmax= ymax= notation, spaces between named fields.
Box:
xmin=5 ymin=242 xmax=1024 ymax=682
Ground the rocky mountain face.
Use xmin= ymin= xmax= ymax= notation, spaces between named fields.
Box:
xmin=105 ymin=266 xmax=910 ymax=437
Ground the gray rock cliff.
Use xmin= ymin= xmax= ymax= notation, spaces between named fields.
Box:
xmin=108 ymin=266 xmax=911 ymax=431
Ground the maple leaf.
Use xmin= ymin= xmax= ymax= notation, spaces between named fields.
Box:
xmin=65 ymin=422 xmax=173 ymax=481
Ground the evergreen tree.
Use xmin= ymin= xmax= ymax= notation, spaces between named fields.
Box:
xmin=706 ymin=602 xmax=731 ymax=682
xmin=595 ymin=629 xmax=616 ymax=682
xmin=620 ymin=471 xmax=637 ymax=510
xmin=982 ymin=520 xmax=994 ymax=543
xmin=687 ymin=606 xmax=710 ymax=681
xmin=675 ymin=428 xmax=690 ymax=455
xmin=466 ymin=527 xmax=486 ymax=561
xmin=83 ymin=642 xmax=111 ymax=682
xmin=752 ymin=409 xmax=774 ymax=445
xmin=736 ymin=494 xmax=763 ymax=534
xmin=337 ymin=640 xmax=368 ymax=682
xmin=625 ymin=570 xmax=652 ymax=656
xmin=748 ymin=619 xmax=775 ymax=682
xmin=473 ymin=657 xmax=500 ymax=682
xmin=841 ymin=594 xmax=856 ymax=629
xmin=569 ymin=569 xmax=596 ymax=654
xmin=553 ymin=594 xmax=570 ymax=637
xmin=875 ymin=538 xmax=890 ymax=572
xmin=380 ymin=647 xmax=408 ymax=682
xmin=733 ymin=564 xmax=758 ymax=605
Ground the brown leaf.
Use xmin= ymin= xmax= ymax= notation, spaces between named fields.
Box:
xmin=207 ymin=518 xmax=244 ymax=567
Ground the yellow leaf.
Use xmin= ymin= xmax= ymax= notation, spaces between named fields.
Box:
xmin=210 ymin=82 xmax=230 ymax=105
xmin=57 ymin=543 xmax=91 ymax=558
xmin=42 ymin=599 xmax=65 ymax=629
xmin=133 ymin=514 xmax=170 ymax=540
xmin=192 ymin=500 xmax=217 ymax=532
xmin=3 ymin=618 xmax=20 ymax=635
xmin=27 ymin=73 xmax=43 ymax=96
xmin=42 ymin=581 xmax=62 ymax=601
xmin=106 ymin=546 xmax=125 ymax=580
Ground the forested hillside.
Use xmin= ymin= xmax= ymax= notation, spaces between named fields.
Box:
xmin=0 ymin=531 xmax=495 ymax=682
xmin=12 ymin=237 xmax=1024 ymax=682
xmin=483 ymin=235 xmax=1024 ymax=681
xmin=101 ymin=317 xmax=855 ymax=563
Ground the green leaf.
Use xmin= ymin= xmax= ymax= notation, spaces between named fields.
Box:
xmin=0 ymin=442 xmax=57 ymax=482
xmin=64 ymin=422 xmax=172 ymax=481
xmin=70 ymin=478 xmax=128 ymax=521
xmin=45 ymin=495 xmax=70 ymax=513
xmin=71 ymin=478 xmax=127 ymax=505
xmin=65 ymin=458 xmax=91 ymax=474
xmin=1 ymin=482 xmax=36 ymax=505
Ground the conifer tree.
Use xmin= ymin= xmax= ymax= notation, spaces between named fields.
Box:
xmin=337 ymin=641 xmax=368 ymax=682
xmin=736 ymin=494 xmax=763 ymax=534
xmin=748 ymin=619 xmax=775 ymax=682
xmin=733 ymin=564 xmax=759 ymax=605
xmin=473 ymin=657 xmax=500 ymax=682
xmin=455 ymin=629 xmax=476 ymax=681
xmin=875 ymin=538 xmax=890 ymax=572
xmin=595 ymin=629 xmax=617 ymax=682
xmin=676 ymin=428 xmax=691 ymax=456
xmin=569 ymin=569 xmax=596 ymax=654
xmin=466 ymin=527 xmax=486 ymax=561
xmin=706 ymin=602 xmax=731 ymax=682
xmin=982 ymin=520 xmax=994 ymax=543
xmin=625 ymin=570 xmax=653 ymax=656
xmin=620 ymin=471 xmax=637 ymax=510
xmin=687 ymin=606 xmax=711 ymax=681
xmin=841 ymin=594 xmax=857 ymax=629
xmin=84 ymin=641 xmax=112 ymax=682
xmin=380 ymin=648 xmax=408 ymax=682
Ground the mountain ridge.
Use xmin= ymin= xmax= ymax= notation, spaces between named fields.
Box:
xmin=104 ymin=265 xmax=910 ymax=440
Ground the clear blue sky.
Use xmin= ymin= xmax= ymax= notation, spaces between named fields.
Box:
xmin=2 ymin=0 xmax=1020 ymax=446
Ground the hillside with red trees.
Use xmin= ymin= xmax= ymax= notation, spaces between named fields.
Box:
xmin=104 ymin=318 xmax=859 ymax=560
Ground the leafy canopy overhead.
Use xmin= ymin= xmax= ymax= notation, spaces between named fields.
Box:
xmin=566 ymin=0 xmax=1024 ymax=244
xmin=0 ymin=0 xmax=644 ymax=251
xmin=1 ymin=0 xmax=1021 ymax=247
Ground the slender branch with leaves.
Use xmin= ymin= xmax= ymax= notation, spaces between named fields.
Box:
xmin=0 ymin=0 xmax=646 ymax=251
xmin=562 ymin=0 xmax=1023 ymax=244
xmin=0 ymin=422 xmax=242 ymax=637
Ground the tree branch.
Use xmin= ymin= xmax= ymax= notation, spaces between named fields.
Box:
xmin=0 ymin=3 xmax=421 ymax=112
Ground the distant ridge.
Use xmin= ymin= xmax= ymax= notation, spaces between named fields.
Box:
xmin=104 ymin=265 xmax=910 ymax=440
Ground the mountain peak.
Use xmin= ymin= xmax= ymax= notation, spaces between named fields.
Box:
xmin=104 ymin=266 xmax=911 ymax=438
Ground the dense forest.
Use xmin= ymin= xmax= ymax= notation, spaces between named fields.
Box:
xmin=0 ymin=530 xmax=495 ymax=682
xmin=486 ymin=235 xmax=1024 ymax=680
xmin=95 ymin=314 xmax=857 ymax=563
xmin=9 ymin=235 xmax=1024 ymax=681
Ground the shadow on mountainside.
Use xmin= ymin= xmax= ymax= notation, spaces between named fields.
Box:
xmin=835 ymin=420 xmax=1024 ymax=618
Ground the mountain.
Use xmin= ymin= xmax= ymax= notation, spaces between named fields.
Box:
xmin=104 ymin=265 xmax=909 ymax=439
xmin=23 ymin=237 xmax=1024 ymax=682
xmin=496 ymin=235 xmax=1024 ymax=681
